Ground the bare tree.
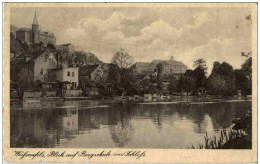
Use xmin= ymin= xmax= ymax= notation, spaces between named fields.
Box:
xmin=112 ymin=49 xmax=134 ymax=69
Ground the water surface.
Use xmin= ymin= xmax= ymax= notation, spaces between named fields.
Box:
xmin=10 ymin=97 xmax=251 ymax=148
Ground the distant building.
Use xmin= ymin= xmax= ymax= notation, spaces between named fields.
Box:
xmin=16 ymin=11 xmax=56 ymax=46
xmin=132 ymin=57 xmax=188 ymax=76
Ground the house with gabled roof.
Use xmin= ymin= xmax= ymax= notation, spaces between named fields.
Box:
xmin=78 ymin=63 xmax=118 ymax=96
xmin=11 ymin=48 xmax=57 ymax=86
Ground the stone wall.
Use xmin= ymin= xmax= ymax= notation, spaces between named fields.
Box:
xmin=65 ymin=90 xmax=82 ymax=97
xmin=23 ymin=91 xmax=41 ymax=98
xmin=46 ymin=91 xmax=57 ymax=97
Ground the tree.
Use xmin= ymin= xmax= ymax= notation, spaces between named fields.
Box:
xmin=110 ymin=49 xmax=136 ymax=95
xmin=168 ymin=75 xmax=179 ymax=94
xmin=17 ymin=67 xmax=34 ymax=89
xmin=234 ymin=69 xmax=251 ymax=95
xmin=241 ymin=54 xmax=252 ymax=81
xmin=207 ymin=61 xmax=236 ymax=96
xmin=155 ymin=63 xmax=164 ymax=91
xmin=44 ymin=70 xmax=57 ymax=82
xmin=207 ymin=74 xmax=226 ymax=95
xmin=193 ymin=58 xmax=207 ymax=72
xmin=192 ymin=66 xmax=207 ymax=89
xmin=179 ymin=75 xmax=195 ymax=95
xmin=112 ymin=49 xmax=134 ymax=69
xmin=234 ymin=51 xmax=252 ymax=95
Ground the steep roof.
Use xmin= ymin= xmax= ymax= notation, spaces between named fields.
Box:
xmin=79 ymin=64 xmax=100 ymax=76
xmin=17 ymin=28 xmax=31 ymax=32
xmin=12 ymin=49 xmax=51 ymax=64
xmin=32 ymin=11 xmax=39 ymax=25
xmin=28 ymin=49 xmax=53 ymax=63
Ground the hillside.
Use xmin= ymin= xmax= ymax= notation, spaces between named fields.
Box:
xmin=74 ymin=51 xmax=103 ymax=65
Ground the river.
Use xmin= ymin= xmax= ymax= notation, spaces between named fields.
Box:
xmin=10 ymin=97 xmax=251 ymax=148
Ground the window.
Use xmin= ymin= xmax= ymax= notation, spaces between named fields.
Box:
xmin=40 ymin=68 xmax=43 ymax=75
xmin=72 ymin=72 xmax=75 ymax=77
xmin=44 ymin=55 xmax=48 ymax=62
xmin=67 ymin=71 xmax=70 ymax=76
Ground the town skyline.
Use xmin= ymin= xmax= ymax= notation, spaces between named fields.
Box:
xmin=11 ymin=7 xmax=252 ymax=72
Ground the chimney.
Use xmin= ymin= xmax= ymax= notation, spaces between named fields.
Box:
xmin=56 ymin=52 xmax=60 ymax=68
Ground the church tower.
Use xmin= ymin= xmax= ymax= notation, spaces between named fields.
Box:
xmin=32 ymin=10 xmax=39 ymax=44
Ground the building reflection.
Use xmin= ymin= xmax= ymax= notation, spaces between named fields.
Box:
xmin=54 ymin=108 xmax=78 ymax=145
xmin=10 ymin=107 xmax=79 ymax=148
xmin=10 ymin=100 xmax=251 ymax=148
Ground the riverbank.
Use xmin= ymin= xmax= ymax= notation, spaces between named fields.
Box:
xmin=195 ymin=111 xmax=252 ymax=149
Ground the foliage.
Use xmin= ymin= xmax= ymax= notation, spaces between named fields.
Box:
xmin=168 ymin=75 xmax=179 ymax=94
xmin=207 ymin=74 xmax=226 ymax=95
xmin=234 ymin=69 xmax=251 ymax=95
xmin=239 ymin=54 xmax=252 ymax=95
xmin=193 ymin=111 xmax=252 ymax=149
xmin=207 ymin=61 xmax=236 ymax=96
xmin=191 ymin=66 xmax=207 ymax=90
xmin=17 ymin=68 xmax=34 ymax=89
xmin=175 ymin=59 xmax=207 ymax=95
xmin=112 ymin=49 xmax=134 ymax=69
xmin=193 ymin=58 xmax=207 ymax=72
xmin=109 ymin=49 xmax=136 ymax=95
xmin=241 ymin=55 xmax=252 ymax=81
xmin=44 ymin=70 xmax=57 ymax=82
xmin=155 ymin=63 xmax=164 ymax=91
xmin=178 ymin=74 xmax=195 ymax=94
xmin=138 ymin=78 xmax=157 ymax=94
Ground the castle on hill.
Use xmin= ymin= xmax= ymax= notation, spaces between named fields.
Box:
xmin=16 ymin=11 xmax=56 ymax=46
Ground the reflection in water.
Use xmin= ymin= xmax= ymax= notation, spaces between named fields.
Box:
xmin=10 ymin=99 xmax=251 ymax=148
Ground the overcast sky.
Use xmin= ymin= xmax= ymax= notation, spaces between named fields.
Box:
xmin=10 ymin=7 xmax=252 ymax=72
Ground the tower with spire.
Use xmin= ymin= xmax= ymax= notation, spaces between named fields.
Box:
xmin=31 ymin=10 xmax=39 ymax=44
xmin=15 ymin=10 xmax=56 ymax=46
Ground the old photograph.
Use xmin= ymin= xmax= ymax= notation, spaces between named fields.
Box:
xmin=4 ymin=3 xmax=257 ymax=163
xmin=8 ymin=4 xmax=255 ymax=150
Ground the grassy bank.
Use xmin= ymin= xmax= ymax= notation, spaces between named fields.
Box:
xmin=190 ymin=111 xmax=252 ymax=149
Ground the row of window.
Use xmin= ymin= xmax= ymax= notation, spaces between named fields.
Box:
xmin=40 ymin=69 xmax=76 ymax=77
xmin=67 ymin=71 xmax=75 ymax=77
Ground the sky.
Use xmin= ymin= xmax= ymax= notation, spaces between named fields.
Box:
xmin=10 ymin=7 xmax=252 ymax=72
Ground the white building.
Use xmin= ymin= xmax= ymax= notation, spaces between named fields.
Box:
xmin=53 ymin=67 xmax=79 ymax=89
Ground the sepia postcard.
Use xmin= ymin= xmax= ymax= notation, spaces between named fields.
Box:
xmin=3 ymin=2 xmax=258 ymax=163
